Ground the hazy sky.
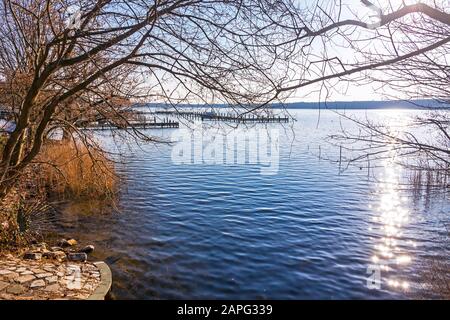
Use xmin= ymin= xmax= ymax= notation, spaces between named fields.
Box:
xmin=287 ymin=0 xmax=424 ymax=102
xmin=144 ymin=0 xmax=443 ymax=103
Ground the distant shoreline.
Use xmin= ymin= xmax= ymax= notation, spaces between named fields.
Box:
xmin=135 ymin=99 xmax=447 ymax=110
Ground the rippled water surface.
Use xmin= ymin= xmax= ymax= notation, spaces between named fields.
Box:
xmin=53 ymin=109 xmax=449 ymax=299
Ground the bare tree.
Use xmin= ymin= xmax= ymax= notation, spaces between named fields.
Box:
xmin=275 ymin=0 xmax=449 ymax=177
xmin=1 ymin=0 xmax=449 ymax=203
xmin=0 ymin=0 xmax=300 ymax=199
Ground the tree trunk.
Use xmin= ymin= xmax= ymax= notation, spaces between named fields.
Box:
xmin=10 ymin=130 xmax=26 ymax=166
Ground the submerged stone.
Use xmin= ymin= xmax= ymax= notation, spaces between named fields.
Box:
xmin=67 ymin=253 xmax=87 ymax=262
xmin=80 ymin=245 xmax=95 ymax=254
xmin=43 ymin=251 xmax=66 ymax=261
xmin=23 ymin=252 xmax=42 ymax=260
xmin=58 ymin=239 xmax=78 ymax=247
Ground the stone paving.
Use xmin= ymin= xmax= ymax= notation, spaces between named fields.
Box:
xmin=0 ymin=254 xmax=101 ymax=300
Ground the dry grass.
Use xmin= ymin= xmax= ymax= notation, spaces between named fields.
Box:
xmin=37 ymin=141 xmax=117 ymax=198
xmin=36 ymin=140 xmax=118 ymax=200
xmin=1 ymin=139 xmax=118 ymax=245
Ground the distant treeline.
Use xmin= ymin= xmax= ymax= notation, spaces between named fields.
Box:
xmin=134 ymin=99 xmax=447 ymax=110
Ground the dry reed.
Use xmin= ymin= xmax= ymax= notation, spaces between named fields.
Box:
xmin=36 ymin=140 xmax=118 ymax=199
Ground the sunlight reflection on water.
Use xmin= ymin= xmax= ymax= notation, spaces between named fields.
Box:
xmin=50 ymin=109 xmax=449 ymax=299
xmin=367 ymin=111 xmax=418 ymax=293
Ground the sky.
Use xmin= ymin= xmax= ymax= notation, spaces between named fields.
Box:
xmin=286 ymin=0 xmax=428 ymax=102
xmin=36 ymin=0 xmax=445 ymax=104
xmin=164 ymin=0 xmax=443 ymax=103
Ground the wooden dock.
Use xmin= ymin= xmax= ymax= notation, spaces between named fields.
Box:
xmin=152 ymin=110 xmax=289 ymax=123
xmin=79 ymin=120 xmax=179 ymax=130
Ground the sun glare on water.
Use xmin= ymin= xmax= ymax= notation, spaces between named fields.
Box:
xmin=369 ymin=139 xmax=415 ymax=293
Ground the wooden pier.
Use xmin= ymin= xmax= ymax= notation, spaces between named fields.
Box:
xmin=152 ymin=110 xmax=289 ymax=123
xmin=79 ymin=119 xmax=179 ymax=130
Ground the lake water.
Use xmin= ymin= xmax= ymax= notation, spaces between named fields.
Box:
xmin=52 ymin=109 xmax=449 ymax=299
